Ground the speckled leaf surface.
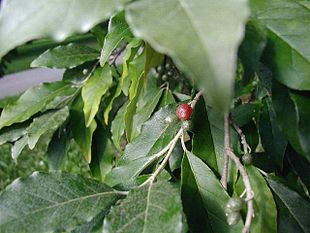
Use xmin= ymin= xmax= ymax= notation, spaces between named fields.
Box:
xmin=0 ymin=172 xmax=125 ymax=233
xmin=0 ymin=82 xmax=76 ymax=130
xmin=105 ymin=105 xmax=181 ymax=186
xmin=102 ymin=181 xmax=185 ymax=233
xmin=0 ymin=0 xmax=131 ymax=60
xmin=31 ymin=43 xmax=99 ymax=69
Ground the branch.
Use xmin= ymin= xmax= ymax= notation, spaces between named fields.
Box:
xmin=227 ymin=148 xmax=254 ymax=233
xmin=233 ymin=123 xmax=251 ymax=154
xmin=220 ymin=112 xmax=230 ymax=190
xmin=189 ymin=90 xmax=203 ymax=109
xmin=139 ymin=128 xmax=183 ymax=187
xmin=224 ymin=115 xmax=254 ymax=233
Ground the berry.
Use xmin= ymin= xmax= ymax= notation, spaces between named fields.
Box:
xmin=242 ymin=153 xmax=253 ymax=165
xmin=162 ymin=74 xmax=168 ymax=81
xmin=176 ymin=104 xmax=193 ymax=121
xmin=226 ymin=211 xmax=241 ymax=226
xmin=157 ymin=65 xmax=164 ymax=73
xmin=226 ymin=197 xmax=244 ymax=212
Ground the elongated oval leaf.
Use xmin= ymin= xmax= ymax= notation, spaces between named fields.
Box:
xmin=82 ymin=66 xmax=113 ymax=127
xmin=0 ymin=0 xmax=131 ymax=60
xmin=31 ymin=43 xmax=99 ymax=69
xmin=103 ymin=181 xmax=185 ymax=233
xmin=0 ymin=172 xmax=125 ymax=233
xmin=70 ymin=96 xmax=97 ymax=163
xmin=105 ymin=105 xmax=181 ymax=186
xmin=250 ymin=0 xmax=310 ymax=90
xmin=99 ymin=12 xmax=133 ymax=66
xmin=126 ymin=0 xmax=249 ymax=111
xmin=0 ymin=123 xmax=27 ymax=146
xmin=27 ymin=107 xmax=69 ymax=149
xmin=235 ymin=167 xmax=277 ymax=233
xmin=267 ymin=177 xmax=310 ymax=233
xmin=181 ymin=151 xmax=243 ymax=233
xmin=0 ymin=81 xmax=76 ymax=130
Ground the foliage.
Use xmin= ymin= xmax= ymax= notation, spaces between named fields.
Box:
xmin=0 ymin=0 xmax=309 ymax=232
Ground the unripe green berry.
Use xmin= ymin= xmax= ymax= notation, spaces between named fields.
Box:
xmin=157 ymin=65 xmax=163 ymax=73
xmin=226 ymin=197 xmax=244 ymax=212
xmin=165 ymin=63 xmax=172 ymax=70
xmin=162 ymin=74 xmax=168 ymax=81
xmin=226 ymin=211 xmax=241 ymax=226
xmin=181 ymin=120 xmax=192 ymax=131
xmin=242 ymin=153 xmax=253 ymax=165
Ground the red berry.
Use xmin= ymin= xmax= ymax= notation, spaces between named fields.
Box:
xmin=176 ymin=104 xmax=193 ymax=121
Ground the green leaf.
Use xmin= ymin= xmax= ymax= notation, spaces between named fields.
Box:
xmin=250 ymin=0 xmax=310 ymax=90
xmin=89 ymin=123 xmax=114 ymax=182
xmin=259 ymin=98 xmax=287 ymax=170
xmin=181 ymin=151 xmax=243 ymax=233
xmin=267 ymin=177 xmax=310 ymax=233
xmin=272 ymin=82 xmax=310 ymax=162
xmin=144 ymin=43 xmax=164 ymax=78
xmin=0 ymin=172 xmax=125 ymax=233
xmin=11 ymin=135 xmax=28 ymax=161
xmin=48 ymin=128 xmax=69 ymax=171
xmin=235 ymin=167 xmax=277 ymax=233
xmin=111 ymin=102 xmax=127 ymax=151
xmin=0 ymin=0 xmax=132 ymax=60
xmin=289 ymin=92 xmax=310 ymax=161
xmin=105 ymin=105 xmax=181 ymax=186
xmin=99 ymin=11 xmax=133 ymax=66
xmin=124 ymin=52 xmax=146 ymax=142
xmin=231 ymin=103 xmax=256 ymax=127
xmin=72 ymin=210 xmax=106 ymax=233
xmin=130 ymin=75 xmax=163 ymax=140
xmin=82 ymin=66 xmax=113 ymax=127
xmin=207 ymin=107 xmax=238 ymax=184
xmin=0 ymin=123 xmax=27 ymax=146
xmin=102 ymin=181 xmax=186 ymax=233
xmin=126 ymin=0 xmax=249 ymax=111
xmin=31 ymin=43 xmax=99 ymax=69
xmin=191 ymin=99 xmax=218 ymax=173
xmin=0 ymin=81 xmax=76 ymax=130
xmin=27 ymin=107 xmax=69 ymax=150
xmin=103 ymin=39 xmax=142 ymax=124
xmin=70 ymin=96 xmax=97 ymax=163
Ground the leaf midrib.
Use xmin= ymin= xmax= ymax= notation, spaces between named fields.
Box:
xmin=0 ymin=84 xmax=71 ymax=129
xmin=1 ymin=190 xmax=122 ymax=225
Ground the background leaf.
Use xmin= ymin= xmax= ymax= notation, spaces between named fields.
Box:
xmin=181 ymin=151 xmax=243 ymax=233
xmin=235 ymin=167 xmax=277 ymax=233
xmin=70 ymin=96 xmax=97 ymax=163
xmin=0 ymin=172 xmax=125 ymax=233
xmin=126 ymin=0 xmax=249 ymax=111
xmin=100 ymin=11 xmax=133 ymax=66
xmin=0 ymin=82 xmax=76 ymax=130
xmin=27 ymin=107 xmax=69 ymax=150
xmin=267 ymin=177 xmax=310 ymax=233
xmin=103 ymin=181 xmax=185 ymax=233
xmin=250 ymin=0 xmax=310 ymax=90
xmin=82 ymin=66 xmax=113 ymax=127
xmin=0 ymin=0 xmax=131 ymax=60
xmin=31 ymin=43 xmax=99 ymax=69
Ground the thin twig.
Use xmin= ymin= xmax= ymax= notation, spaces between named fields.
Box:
xmin=227 ymin=149 xmax=254 ymax=233
xmin=189 ymin=90 xmax=204 ymax=109
xmin=139 ymin=128 xmax=183 ymax=187
xmin=233 ymin=123 xmax=251 ymax=154
xmin=220 ymin=112 xmax=230 ymax=190
xmin=224 ymin=115 xmax=254 ymax=233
